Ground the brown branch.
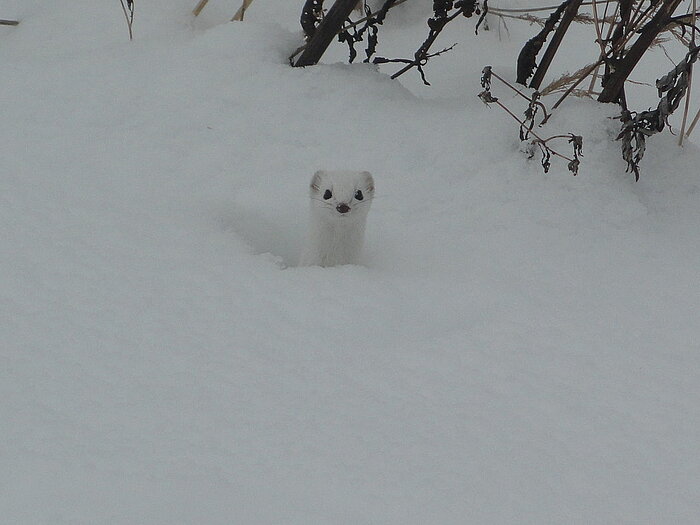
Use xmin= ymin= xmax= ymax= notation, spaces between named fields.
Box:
xmin=289 ymin=0 xmax=408 ymax=65
xmin=552 ymin=58 xmax=605 ymax=108
xmin=388 ymin=9 xmax=463 ymax=81
xmin=192 ymin=0 xmax=209 ymax=16
xmin=232 ymin=0 xmax=256 ymax=21
xmin=588 ymin=0 xmax=618 ymax=92
xmin=529 ymin=0 xmax=584 ymax=89
xmin=598 ymin=0 xmax=684 ymax=103
xmin=678 ymin=0 xmax=697 ymax=145
xmin=294 ymin=0 xmax=361 ymax=67
xmin=489 ymin=69 xmax=550 ymax=123
xmin=490 ymin=2 xmax=593 ymax=14
xmin=118 ymin=0 xmax=135 ymax=41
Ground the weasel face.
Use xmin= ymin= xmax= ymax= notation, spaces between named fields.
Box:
xmin=301 ymin=170 xmax=374 ymax=266
xmin=309 ymin=170 xmax=374 ymax=220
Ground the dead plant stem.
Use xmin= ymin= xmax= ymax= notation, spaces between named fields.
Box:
xmin=492 ymin=99 xmax=575 ymax=163
xmin=679 ymin=0 xmax=697 ymax=143
xmin=119 ymin=0 xmax=134 ymax=41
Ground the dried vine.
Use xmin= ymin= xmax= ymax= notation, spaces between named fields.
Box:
xmin=373 ymin=0 xmax=487 ymax=85
xmin=617 ymin=44 xmax=700 ymax=179
xmin=516 ymin=0 xmax=577 ymax=86
xmin=338 ymin=0 xmax=399 ymax=63
xmin=480 ymin=66 xmax=583 ymax=175
xmin=291 ymin=0 xmax=411 ymax=65
xmin=291 ymin=0 xmax=700 ymax=179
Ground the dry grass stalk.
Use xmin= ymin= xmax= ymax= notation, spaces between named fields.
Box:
xmin=192 ymin=0 xmax=209 ymax=17
xmin=492 ymin=2 xmax=594 ymax=14
xmin=678 ymin=0 xmax=697 ymax=144
xmin=494 ymin=11 xmax=602 ymax=27
xmin=541 ymin=62 xmax=600 ymax=95
xmin=119 ymin=0 xmax=135 ymax=40
xmin=588 ymin=1 xmax=619 ymax=92
xmin=232 ymin=0 xmax=256 ymax=21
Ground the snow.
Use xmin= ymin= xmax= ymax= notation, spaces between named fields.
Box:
xmin=2 ymin=0 xmax=700 ymax=523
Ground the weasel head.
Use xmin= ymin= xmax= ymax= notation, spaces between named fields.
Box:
xmin=309 ymin=170 xmax=375 ymax=222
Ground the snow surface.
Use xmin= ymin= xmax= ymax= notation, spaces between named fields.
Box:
xmin=2 ymin=1 xmax=700 ymax=523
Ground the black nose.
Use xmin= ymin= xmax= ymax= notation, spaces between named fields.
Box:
xmin=336 ymin=203 xmax=350 ymax=214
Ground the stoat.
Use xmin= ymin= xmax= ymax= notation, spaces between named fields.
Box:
xmin=299 ymin=170 xmax=375 ymax=267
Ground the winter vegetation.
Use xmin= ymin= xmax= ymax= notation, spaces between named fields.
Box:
xmin=2 ymin=0 xmax=700 ymax=523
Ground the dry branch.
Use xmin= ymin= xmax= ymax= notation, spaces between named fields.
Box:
xmin=529 ymin=0 xmax=584 ymax=89
xmin=119 ymin=0 xmax=135 ymax=41
xmin=192 ymin=0 xmax=209 ymax=17
xmin=480 ymin=66 xmax=583 ymax=175
xmin=598 ymin=0 xmax=684 ymax=103
xmin=294 ymin=0 xmax=362 ymax=67
xmin=232 ymin=0 xmax=256 ymax=21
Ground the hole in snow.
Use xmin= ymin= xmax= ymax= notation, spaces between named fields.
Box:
xmin=217 ymin=204 xmax=302 ymax=268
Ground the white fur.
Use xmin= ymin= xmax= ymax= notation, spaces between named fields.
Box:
xmin=299 ymin=170 xmax=375 ymax=267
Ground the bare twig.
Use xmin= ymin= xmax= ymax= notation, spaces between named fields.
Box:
xmin=586 ymin=0 xmax=609 ymax=92
xmin=384 ymin=8 xmax=464 ymax=82
xmin=192 ymin=0 xmax=209 ymax=17
xmin=599 ymin=0 xmax=684 ymax=103
xmin=686 ymin=105 xmax=700 ymax=135
xmin=489 ymin=69 xmax=550 ymax=123
xmin=529 ymin=0 xmax=584 ymax=89
xmin=679 ymin=0 xmax=697 ymax=144
xmin=289 ymin=0 xmax=410 ymax=64
xmin=541 ymin=62 xmax=601 ymax=96
xmin=480 ymin=66 xmax=582 ymax=174
xmin=0 ymin=19 xmax=19 ymax=26
xmin=552 ymin=58 xmax=605 ymax=108
xmin=232 ymin=0 xmax=256 ymax=21
xmin=588 ymin=1 xmax=619 ymax=92
xmin=551 ymin=0 xmax=670 ymax=109
xmin=490 ymin=2 xmax=593 ymax=14
xmin=118 ymin=0 xmax=135 ymax=41
xmin=295 ymin=0 xmax=364 ymax=67
xmin=517 ymin=0 xmax=574 ymax=85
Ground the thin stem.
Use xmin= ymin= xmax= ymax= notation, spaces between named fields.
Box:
xmin=490 ymin=2 xmax=593 ymax=14
xmin=529 ymin=0 xmax=584 ymax=90
xmin=232 ymin=0 xmax=256 ymax=21
xmin=389 ymin=9 xmax=463 ymax=80
xmin=560 ymin=0 xmax=670 ymax=106
xmin=589 ymin=2 xmax=619 ymax=91
xmin=192 ymin=0 xmax=209 ymax=16
xmin=490 ymin=70 xmax=550 ymax=122
xmin=288 ymin=0 xmax=410 ymax=64
xmin=590 ymin=0 xmax=605 ymax=46
xmin=119 ymin=0 xmax=134 ymax=41
xmin=552 ymin=58 xmax=605 ymax=108
xmin=343 ymin=0 xmax=410 ymax=30
xmin=587 ymin=0 xmax=607 ymax=92
xmin=679 ymin=0 xmax=697 ymax=144
xmin=685 ymin=106 xmax=700 ymax=135
xmin=492 ymin=99 xmax=575 ymax=163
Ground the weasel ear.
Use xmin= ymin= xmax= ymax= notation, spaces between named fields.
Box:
xmin=310 ymin=170 xmax=325 ymax=192
xmin=360 ymin=171 xmax=374 ymax=193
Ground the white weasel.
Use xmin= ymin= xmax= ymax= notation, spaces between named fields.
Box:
xmin=299 ymin=170 xmax=375 ymax=267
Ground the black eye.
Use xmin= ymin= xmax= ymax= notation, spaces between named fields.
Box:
xmin=323 ymin=190 xmax=332 ymax=200
xmin=354 ymin=190 xmax=364 ymax=201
